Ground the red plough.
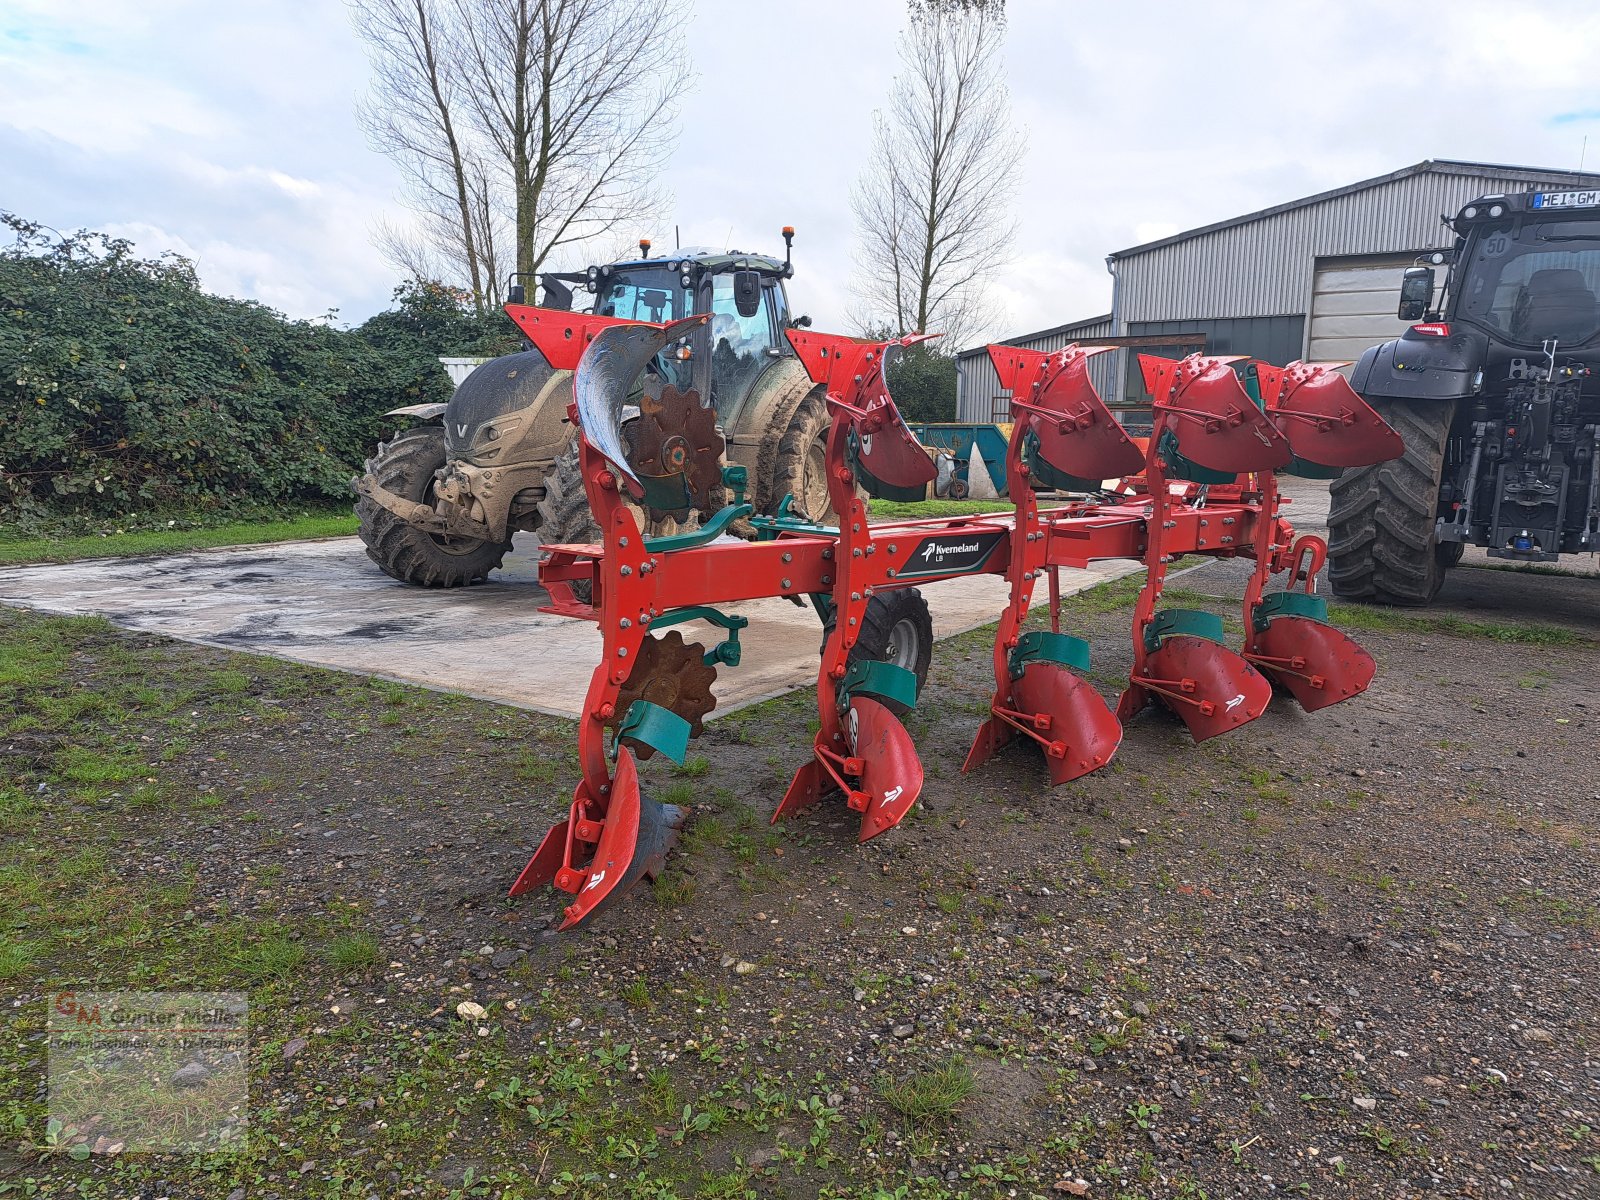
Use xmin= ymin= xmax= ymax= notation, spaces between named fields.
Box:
xmin=505 ymin=312 xmax=1404 ymax=928
xmin=774 ymin=332 xmax=936 ymax=842
xmin=963 ymin=345 xmax=1127 ymax=784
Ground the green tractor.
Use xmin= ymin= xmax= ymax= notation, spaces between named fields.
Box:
xmin=354 ymin=230 xmax=833 ymax=586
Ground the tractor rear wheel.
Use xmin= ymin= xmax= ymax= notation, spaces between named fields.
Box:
xmin=535 ymin=436 xmax=604 ymax=555
xmin=1327 ymin=398 xmax=1456 ymax=606
xmin=822 ymin=588 xmax=934 ymax=715
xmin=771 ymin=385 xmax=835 ymax=522
xmin=536 ymin=435 xmax=697 ymax=603
xmin=357 ymin=426 xmax=510 ymax=587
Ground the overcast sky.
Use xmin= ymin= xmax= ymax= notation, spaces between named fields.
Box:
xmin=7 ymin=0 xmax=1600 ymax=345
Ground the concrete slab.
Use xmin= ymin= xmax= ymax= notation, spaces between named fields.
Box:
xmin=15 ymin=478 xmax=1572 ymax=721
xmin=0 ymin=531 xmax=1139 ymax=720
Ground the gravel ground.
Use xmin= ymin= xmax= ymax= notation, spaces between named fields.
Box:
xmin=1 ymin=559 xmax=1596 ymax=1199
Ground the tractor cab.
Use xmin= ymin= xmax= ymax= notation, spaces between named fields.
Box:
xmin=1397 ymin=190 xmax=1600 ymax=357
xmin=530 ymin=232 xmax=805 ymax=426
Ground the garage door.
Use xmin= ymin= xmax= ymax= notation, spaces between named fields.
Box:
xmin=1307 ymin=255 xmax=1422 ymax=364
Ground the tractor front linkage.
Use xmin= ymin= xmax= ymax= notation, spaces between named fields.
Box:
xmin=507 ymin=309 xmax=1404 ymax=929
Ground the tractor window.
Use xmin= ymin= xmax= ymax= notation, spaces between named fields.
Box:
xmin=709 ymin=275 xmax=780 ymax=402
xmin=1458 ymin=221 xmax=1600 ymax=344
xmin=593 ymin=267 xmax=694 ymax=389
xmin=594 ymin=267 xmax=692 ymax=322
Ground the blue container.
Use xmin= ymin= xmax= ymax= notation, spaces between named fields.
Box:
xmin=909 ymin=423 xmax=1012 ymax=497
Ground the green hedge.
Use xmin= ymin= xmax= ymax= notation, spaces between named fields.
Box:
xmin=0 ymin=215 xmax=518 ymax=532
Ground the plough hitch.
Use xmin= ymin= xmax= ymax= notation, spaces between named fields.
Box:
xmin=501 ymin=307 xmax=1405 ymax=927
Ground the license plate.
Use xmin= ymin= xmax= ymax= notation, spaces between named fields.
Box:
xmin=1532 ymin=189 xmax=1600 ymax=209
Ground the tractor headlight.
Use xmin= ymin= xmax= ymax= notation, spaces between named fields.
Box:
xmin=1488 ymin=203 xmax=1504 ymax=218
xmin=1463 ymin=206 xmax=1479 ymax=219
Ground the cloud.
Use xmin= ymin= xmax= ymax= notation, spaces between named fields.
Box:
xmin=8 ymin=0 xmax=1600 ymax=346
xmin=1 ymin=0 xmax=404 ymax=323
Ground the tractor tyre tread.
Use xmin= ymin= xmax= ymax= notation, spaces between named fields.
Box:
xmin=769 ymin=384 xmax=834 ymax=521
xmin=535 ymin=436 xmax=603 ymax=548
xmin=535 ymin=436 xmax=602 ymax=605
xmin=535 ymin=435 xmax=700 ymax=604
xmin=356 ymin=426 xmax=509 ymax=588
xmin=1327 ymin=398 xmax=1455 ymax=607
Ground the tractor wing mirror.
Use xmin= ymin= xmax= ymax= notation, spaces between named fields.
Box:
xmin=732 ymin=270 xmax=762 ymax=319
xmin=1398 ymin=265 xmax=1435 ymax=322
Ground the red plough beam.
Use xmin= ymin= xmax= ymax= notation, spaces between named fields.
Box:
xmin=506 ymin=309 xmax=1404 ymax=928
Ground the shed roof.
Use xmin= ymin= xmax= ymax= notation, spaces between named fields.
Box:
xmin=1107 ymin=159 xmax=1600 ymax=261
xmin=954 ymin=313 xmax=1112 ymax=362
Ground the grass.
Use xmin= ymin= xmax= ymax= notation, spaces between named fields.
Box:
xmin=620 ymin=978 xmax=653 ymax=1009
xmin=868 ymin=498 xmax=1018 ymax=519
xmin=0 ymin=936 xmax=37 ymax=980
xmin=3 ymin=565 xmax=1594 ymax=1195
xmin=1327 ymin=603 xmax=1591 ymax=647
xmin=0 ymin=605 xmax=1050 ymax=1198
xmin=231 ymin=934 xmax=307 ymax=982
xmin=0 ymin=509 xmax=358 ymax=565
xmin=876 ymin=1055 xmax=975 ymax=1123
xmin=1058 ymin=571 xmax=1145 ymax=616
xmin=327 ymin=933 xmax=383 ymax=972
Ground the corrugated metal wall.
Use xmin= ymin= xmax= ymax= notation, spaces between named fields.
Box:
xmin=1113 ymin=164 xmax=1600 ymax=324
xmin=955 ymin=315 xmax=1114 ymax=422
xmin=1122 ymin=317 xmax=1305 ymax=400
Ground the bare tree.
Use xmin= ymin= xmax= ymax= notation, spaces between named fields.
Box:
xmin=371 ymin=214 xmax=453 ymax=284
xmin=350 ymin=0 xmax=689 ymax=310
xmin=451 ymin=0 xmax=688 ymax=280
xmin=851 ymin=0 xmax=1021 ymax=345
xmin=353 ymin=0 xmax=492 ymax=310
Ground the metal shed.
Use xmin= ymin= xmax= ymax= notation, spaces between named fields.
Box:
xmin=959 ymin=160 xmax=1600 ymax=413
xmin=955 ymin=313 xmax=1113 ymax=423
xmin=1105 ymin=159 xmax=1600 ymax=395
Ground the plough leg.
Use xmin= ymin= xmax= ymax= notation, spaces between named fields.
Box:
xmin=774 ymin=334 xmax=934 ymax=841
xmin=1238 ymin=361 xmax=1401 ymax=713
xmin=965 ymin=345 xmax=1123 ymax=780
xmin=1119 ymin=354 xmax=1283 ymax=740
xmin=507 ymin=316 xmax=713 ymax=926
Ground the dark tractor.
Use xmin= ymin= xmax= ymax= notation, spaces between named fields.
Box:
xmin=354 ymin=230 xmax=832 ymax=586
xmin=1329 ymin=189 xmax=1600 ymax=604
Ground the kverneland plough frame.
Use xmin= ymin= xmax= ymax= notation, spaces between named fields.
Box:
xmin=503 ymin=306 xmax=1403 ymax=929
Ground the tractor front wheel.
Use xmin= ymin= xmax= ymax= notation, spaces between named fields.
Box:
xmin=1327 ymin=398 xmax=1456 ymax=606
xmin=356 ymin=426 xmax=510 ymax=587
